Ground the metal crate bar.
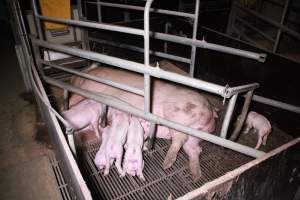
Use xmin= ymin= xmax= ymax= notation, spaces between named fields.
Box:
xmin=39 ymin=59 xmax=144 ymax=96
xmin=86 ymin=1 xmax=195 ymax=19
xmin=235 ymin=16 xmax=276 ymax=42
xmin=151 ymin=32 xmax=267 ymax=62
xmin=31 ymin=37 xmax=235 ymax=97
xmin=43 ymin=76 xmax=265 ymax=158
xmin=88 ymin=37 xmax=191 ymax=64
xmin=189 ymin=0 xmax=200 ymax=77
xmin=234 ymin=3 xmax=300 ymax=41
xmin=32 ymin=0 xmax=266 ymax=63
xmin=36 ymin=15 xmax=145 ymax=36
xmin=253 ymin=95 xmax=300 ymax=114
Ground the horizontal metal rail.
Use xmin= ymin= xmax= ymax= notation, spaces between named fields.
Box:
xmin=151 ymin=32 xmax=267 ymax=62
xmin=31 ymin=37 xmax=234 ymax=97
xmin=33 ymin=6 xmax=266 ymax=62
xmin=37 ymin=15 xmax=145 ymax=36
xmin=39 ymin=59 xmax=144 ymax=96
xmin=43 ymin=75 xmax=265 ymax=158
xmin=253 ymin=95 xmax=300 ymax=114
xmin=226 ymin=83 xmax=260 ymax=97
xmin=86 ymin=1 xmax=195 ymax=18
xmin=88 ymin=36 xmax=191 ymax=64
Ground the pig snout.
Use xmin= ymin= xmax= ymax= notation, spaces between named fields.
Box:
xmin=244 ymin=111 xmax=272 ymax=149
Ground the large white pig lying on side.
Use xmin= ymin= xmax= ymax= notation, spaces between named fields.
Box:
xmin=104 ymin=111 xmax=129 ymax=176
xmin=242 ymin=111 xmax=272 ymax=149
xmin=122 ymin=117 xmax=145 ymax=181
xmin=69 ymin=63 xmax=217 ymax=181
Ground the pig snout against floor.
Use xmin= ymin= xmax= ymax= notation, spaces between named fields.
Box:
xmin=94 ymin=127 xmax=110 ymax=170
xmin=104 ymin=111 xmax=129 ymax=176
xmin=122 ymin=117 xmax=145 ymax=181
xmin=62 ymin=99 xmax=102 ymax=138
xmin=243 ymin=111 xmax=272 ymax=149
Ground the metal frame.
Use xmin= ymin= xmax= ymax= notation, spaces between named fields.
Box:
xmin=227 ymin=0 xmax=300 ymax=54
xmin=84 ymin=0 xmax=267 ymax=72
xmin=29 ymin=0 xmax=268 ymax=160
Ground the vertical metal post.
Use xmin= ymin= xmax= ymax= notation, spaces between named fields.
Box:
xmin=63 ymin=89 xmax=69 ymax=110
xmin=144 ymin=0 xmax=156 ymax=150
xmin=226 ymin=1 xmax=236 ymax=35
xmin=273 ymin=0 xmax=290 ymax=53
xmin=220 ymin=94 xmax=238 ymax=138
xmin=31 ymin=0 xmax=45 ymax=76
xmin=77 ymin=0 xmax=90 ymax=50
xmin=66 ymin=128 xmax=77 ymax=157
xmin=124 ymin=0 xmax=130 ymax=22
xmin=97 ymin=0 xmax=102 ymax=22
xmin=143 ymin=0 xmax=154 ymax=113
xmin=230 ymin=90 xmax=254 ymax=141
xmin=189 ymin=0 xmax=200 ymax=77
xmin=164 ymin=21 xmax=170 ymax=53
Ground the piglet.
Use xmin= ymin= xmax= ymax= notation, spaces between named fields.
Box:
xmin=94 ymin=126 xmax=110 ymax=170
xmin=62 ymin=99 xmax=102 ymax=138
xmin=122 ymin=117 xmax=145 ymax=181
xmin=242 ymin=111 xmax=272 ymax=149
xmin=104 ymin=111 xmax=129 ymax=176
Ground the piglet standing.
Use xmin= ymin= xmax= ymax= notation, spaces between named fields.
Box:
xmin=104 ymin=111 xmax=129 ymax=176
xmin=243 ymin=111 xmax=272 ymax=149
xmin=62 ymin=99 xmax=102 ymax=138
xmin=94 ymin=126 xmax=110 ymax=170
xmin=122 ymin=117 xmax=145 ymax=181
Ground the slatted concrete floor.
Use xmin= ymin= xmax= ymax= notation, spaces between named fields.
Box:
xmin=78 ymin=139 xmax=252 ymax=200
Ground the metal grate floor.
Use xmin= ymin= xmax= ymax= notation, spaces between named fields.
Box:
xmin=78 ymin=139 xmax=252 ymax=200
xmin=49 ymin=154 xmax=72 ymax=200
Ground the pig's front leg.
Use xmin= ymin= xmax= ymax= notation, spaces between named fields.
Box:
xmin=92 ymin=121 xmax=101 ymax=139
xmin=163 ymin=131 xmax=187 ymax=169
xmin=137 ymin=160 xmax=145 ymax=181
xmin=104 ymin=154 xmax=111 ymax=176
xmin=183 ymin=136 xmax=202 ymax=182
xmin=242 ymin=124 xmax=252 ymax=134
xmin=115 ymin=149 xmax=125 ymax=176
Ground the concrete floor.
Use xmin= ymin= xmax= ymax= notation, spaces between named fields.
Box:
xmin=0 ymin=21 xmax=61 ymax=199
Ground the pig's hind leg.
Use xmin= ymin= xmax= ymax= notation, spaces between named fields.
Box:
xmin=137 ymin=160 xmax=145 ymax=181
xmin=115 ymin=150 xmax=125 ymax=177
xmin=255 ymin=131 xmax=263 ymax=149
xmin=262 ymin=130 xmax=271 ymax=146
xmin=163 ymin=131 xmax=187 ymax=169
xmin=92 ymin=116 xmax=101 ymax=139
xmin=183 ymin=138 xmax=202 ymax=182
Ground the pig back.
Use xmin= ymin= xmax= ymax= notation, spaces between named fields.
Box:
xmin=69 ymin=65 xmax=216 ymax=132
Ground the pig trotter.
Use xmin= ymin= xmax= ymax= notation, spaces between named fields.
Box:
xmin=138 ymin=173 xmax=145 ymax=181
xmin=189 ymin=156 xmax=201 ymax=182
xmin=163 ymin=144 xmax=181 ymax=169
